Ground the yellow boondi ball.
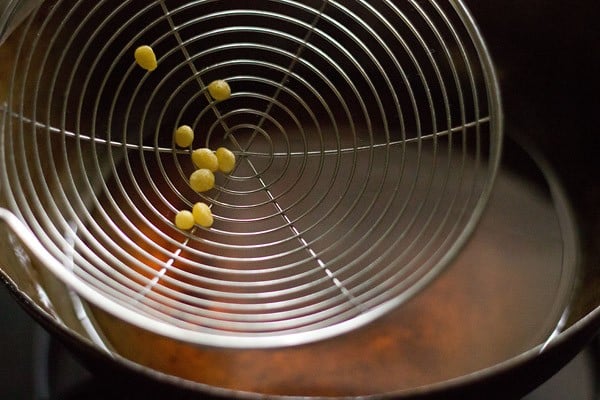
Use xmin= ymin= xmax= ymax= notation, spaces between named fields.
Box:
xmin=192 ymin=202 xmax=213 ymax=228
xmin=207 ymin=79 xmax=231 ymax=101
xmin=189 ymin=168 xmax=215 ymax=193
xmin=134 ymin=45 xmax=157 ymax=71
xmin=192 ymin=148 xmax=219 ymax=172
xmin=174 ymin=210 xmax=194 ymax=230
xmin=174 ymin=125 xmax=194 ymax=148
xmin=215 ymin=147 xmax=236 ymax=173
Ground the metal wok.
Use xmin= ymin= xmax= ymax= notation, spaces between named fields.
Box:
xmin=0 ymin=0 xmax=598 ymax=399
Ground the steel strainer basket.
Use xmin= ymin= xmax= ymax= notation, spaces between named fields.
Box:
xmin=0 ymin=0 xmax=502 ymax=348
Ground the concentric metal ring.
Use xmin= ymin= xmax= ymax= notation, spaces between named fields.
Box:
xmin=0 ymin=0 xmax=502 ymax=347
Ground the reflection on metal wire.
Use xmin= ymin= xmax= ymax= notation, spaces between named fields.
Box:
xmin=0 ymin=0 xmax=502 ymax=347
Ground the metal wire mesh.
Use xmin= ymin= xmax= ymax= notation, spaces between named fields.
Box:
xmin=0 ymin=0 xmax=502 ymax=347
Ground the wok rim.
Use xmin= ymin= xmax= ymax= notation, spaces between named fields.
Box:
xmin=1 ymin=268 xmax=598 ymax=399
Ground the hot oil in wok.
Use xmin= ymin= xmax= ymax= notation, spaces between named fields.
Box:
xmin=89 ymin=139 xmax=577 ymax=397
